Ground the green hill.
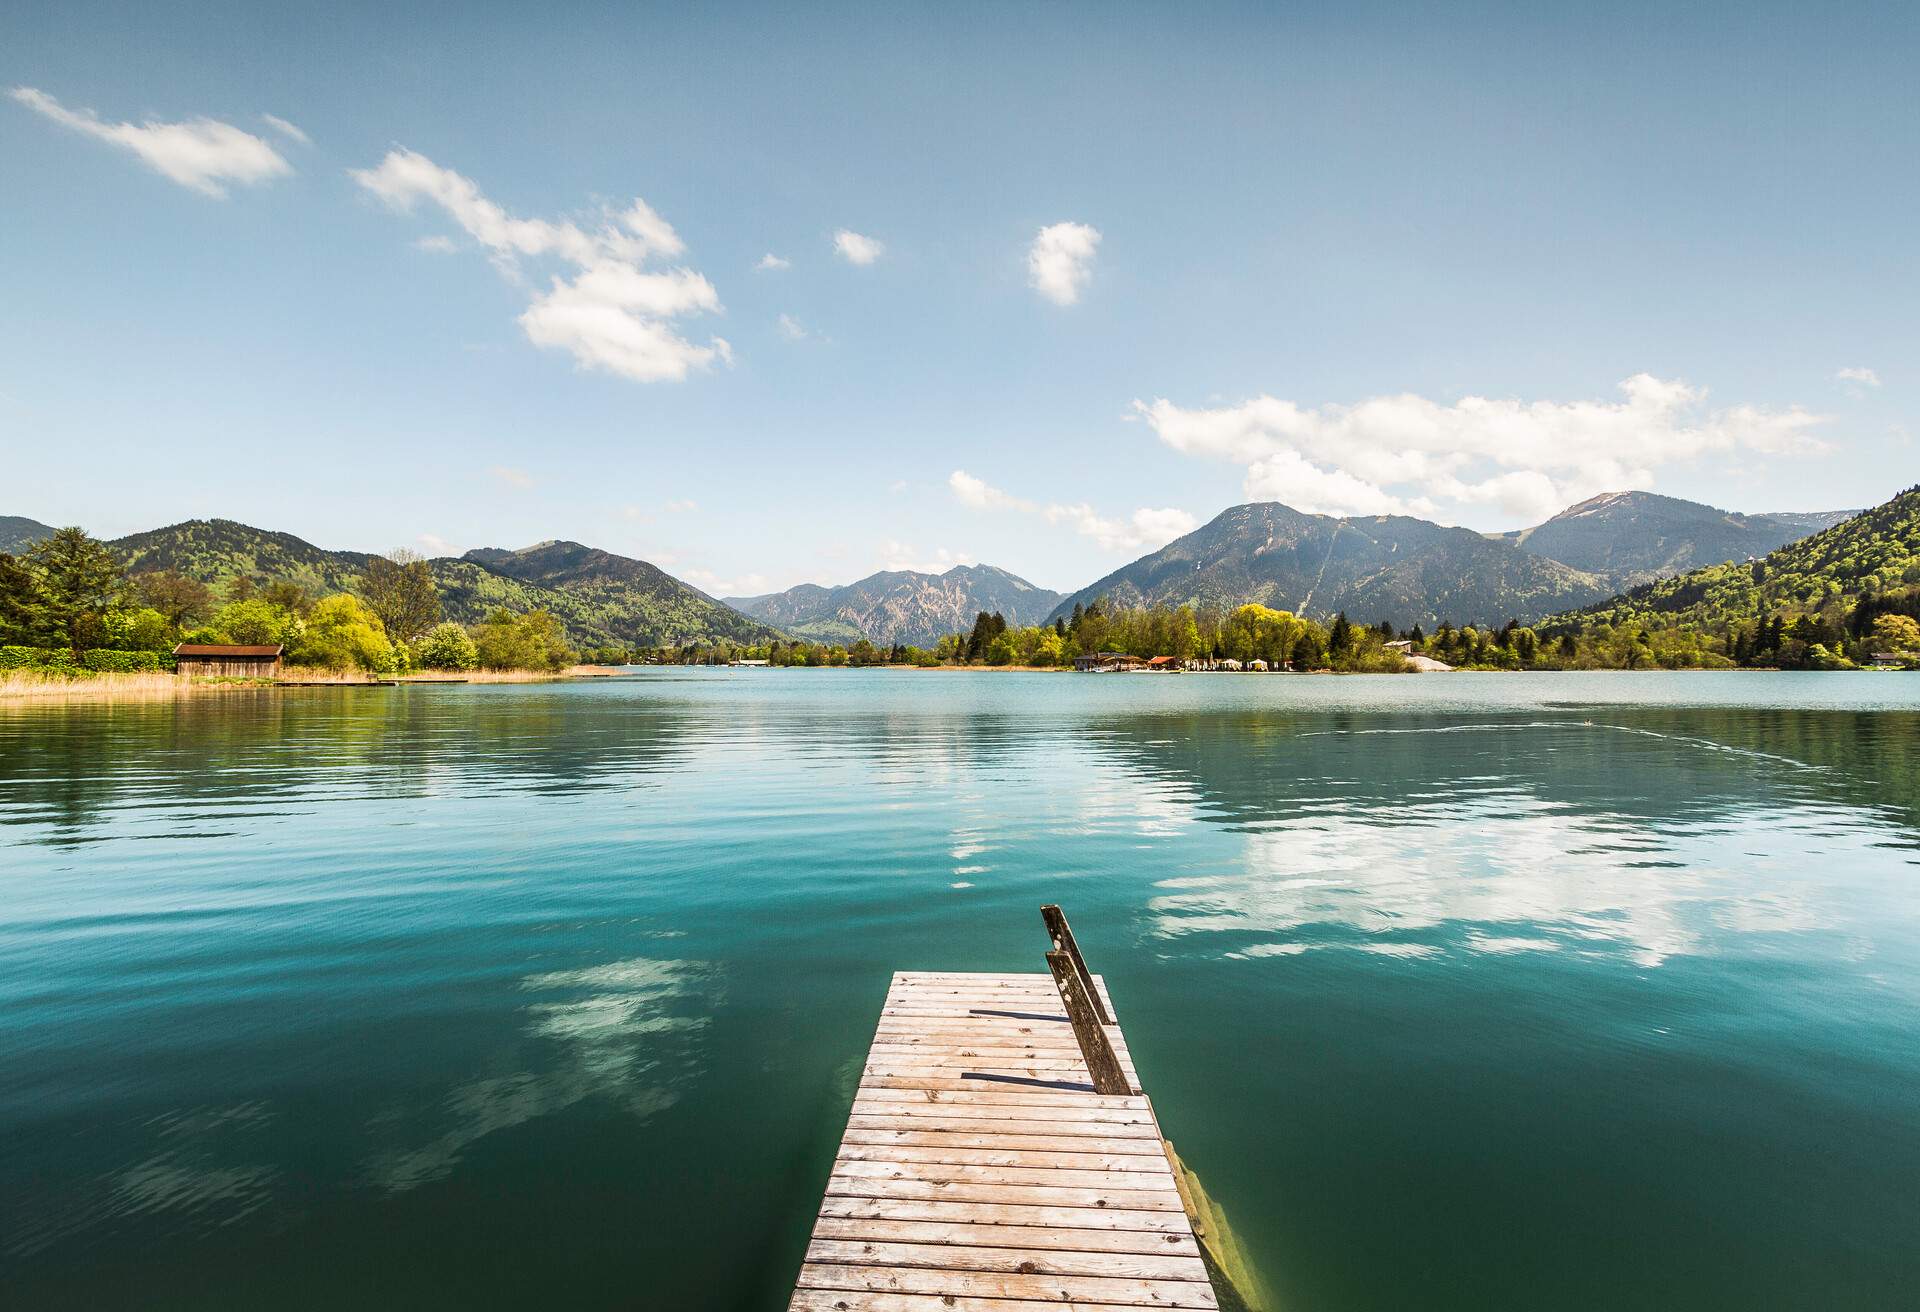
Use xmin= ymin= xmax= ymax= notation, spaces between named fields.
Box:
xmin=108 ymin=519 xmax=778 ymax=649
xmin=1547 ymin=486 xmax=1920 ymax=634
xmin=0 ymin=515 xmax=58 ymax=553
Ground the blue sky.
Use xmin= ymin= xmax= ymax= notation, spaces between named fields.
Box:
xmin=4 ymin=2 xmax=1917 ymax=595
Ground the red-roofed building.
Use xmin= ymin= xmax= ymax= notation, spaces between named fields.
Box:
xmin=173 ymin=644 xmax=284 ymax=678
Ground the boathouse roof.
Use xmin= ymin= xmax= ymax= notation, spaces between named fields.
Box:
xmin=172 ymin=644 xmax=285 ymax=657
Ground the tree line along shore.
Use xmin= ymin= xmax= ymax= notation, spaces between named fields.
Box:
xmin=4 ymin=520 xmax=1918 ymax=699
xmin=0 ymin=527 xmax=584 ymax=693
xmin=648 ymin=593 xmax=1920 ymax=672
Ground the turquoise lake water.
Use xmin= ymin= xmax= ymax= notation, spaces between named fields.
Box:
xmin=3 ymin=670 xmax=1918 ymax=1309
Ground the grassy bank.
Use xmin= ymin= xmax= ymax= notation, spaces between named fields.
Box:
xmin=0 ymin=669 xmax=270 ymax=702
xmin=0 ymin=664 xmax=625 ymax=702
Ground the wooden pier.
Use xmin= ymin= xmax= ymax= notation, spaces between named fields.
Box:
xmin=789 ymin=909 xmax=1219 ymax=1311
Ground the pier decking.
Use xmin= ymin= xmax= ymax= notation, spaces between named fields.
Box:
xmin=789 ymin=964 xmax=1218 ymax=1311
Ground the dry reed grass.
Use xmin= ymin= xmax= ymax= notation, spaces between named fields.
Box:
xmin=0 ymin=669 xmax=259 ymax=703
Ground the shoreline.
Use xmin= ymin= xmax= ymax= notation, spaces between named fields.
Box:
xmin=0 ymin=664 xmax=631 ymax=704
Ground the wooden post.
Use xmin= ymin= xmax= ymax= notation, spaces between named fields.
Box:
xmin=1041 ymin=904 xmax=1111 ymax=1023
xmin=1046 ymin=950 xmax=1131 ymax=1095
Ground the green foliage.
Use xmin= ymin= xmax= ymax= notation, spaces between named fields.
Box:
xmin=209 ymin=598 xmax=298 ymax=646
xmin=470 ymin=608 xmax=575 ymax=671
xmin=133 ymin=570 xmax=216 ymax=628
xmin=294 ymin=594 xmax=397 ymax=673
xmin=29 ymin=527 xmax=126 ymax=653
xmin=0 ymin=552 xmax=46 ymax=645
xmin=357 ymin=551 xmax=441 ymax=642
xmin=1870 ymin=613 xmax=1920 ymax=653
xmin=416 ymin=621 xmax=479 ymax=670
xmin=80 ymin=648 xmax=166 ymax=672
xmin=112 ymin=519 xmax=774 ymax=651
xmin=102 ymin=607 xmax=176 ymax=653
xmin=0 ymin=645 xmax=161 ymax=673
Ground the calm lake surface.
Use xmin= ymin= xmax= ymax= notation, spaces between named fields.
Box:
xmin=3 ymin=670 xmax=1918 ymax=1309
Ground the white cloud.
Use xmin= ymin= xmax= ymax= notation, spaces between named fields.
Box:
xmin=418 ymin=532 xmax=456 ymax=555
xmin=776 ymin=313 xmax=808 ymax=341
xmin=1044 ymin=502 xmax=1197 ymax=552
xmin=352 ymin=148 xmax=728 ymax=383
xmin=488 ymin=465 xmax=533 ymax=489
xmin=665 ymin=498 xmax=698 ymax=513
xmin=260 ymin=114 xmax=310 ymax=146
xmin=1136 ymin=374 xmax=1832 ymax=524
xmin=1835 ymin=366 xmax=1881 ymax=387
xmin=1027 ymin=221 xmax=1101 ymax=306
xmin=880 ymin=540 xmax=975 ymax=574
xmin=756 ymin=253 xmax=790 ymax=271
xmin=948 ymin=468 xmax=1192 ymax=552
xmin=948 ymin=469 xmax=1034 ymax=512
xmin=683 ymin=566 xmax=769 ymax=596
xmin=413 ymin=235 xmax=457 ymax=254
xmin=11 ymin=87 xmax=291 ymax=198
xmin=833 ymin=230 xmax=884 ymax=265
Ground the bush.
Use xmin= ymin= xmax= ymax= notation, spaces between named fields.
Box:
xmin=0 ymin=646 xmax=86 ymax=674
xmin=210 ymin=598 xmax=298 ymax=646
xmin=416 ymin=622 xmax=478 ymax=670
xmin=470 ymin=609 xmax=574 ymax=671
xmin=80 ymin=649 xmax=166 ymax=672
xmin=103 ymin=607 xmax=176 ymax=653
xmin=293 ymin=594 xmax=398 ymax=673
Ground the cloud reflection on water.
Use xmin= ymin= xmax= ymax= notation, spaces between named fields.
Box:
xmin=366 ymin=956 xmax=719 ymax=1192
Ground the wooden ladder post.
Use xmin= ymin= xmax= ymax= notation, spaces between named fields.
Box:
xmin=1046 ymin=950 xmax=1132 ymax=1095
xmin=1040 ymin=903 xmax=1111 ymax=1023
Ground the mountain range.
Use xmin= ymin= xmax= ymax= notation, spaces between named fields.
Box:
xmin=1553 ymin=485 xmax=1920 ymax=633
xmin=728 ymin=565 xmax=1061 ymax=647
xmin=1047 ymin=491 xmax=1854 ymax=629
xmin=1 ymin=487 xmax=1863 ymax=645
xmin=108 ymin=519 xmax=775 ymax=649
xmin=1501 ymin=491 xmax=1855 ymax=587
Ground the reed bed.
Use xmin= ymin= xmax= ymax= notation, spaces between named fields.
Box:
xmin=0 ymin=669 xmax=249 ymax=703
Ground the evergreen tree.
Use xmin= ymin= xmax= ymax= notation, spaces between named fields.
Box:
xmin=0 ymin=551 xmax=43 ymax=646
xmin=1329 ymin=612 xmax=1353 ymax=656
xmin=28 ymin=527 xmax=125 ymax=654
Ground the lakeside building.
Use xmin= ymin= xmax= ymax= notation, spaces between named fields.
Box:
xmin=172 ymin=644 xmax=284 ymax=679
xmin=1073 ymin=651 xmax=1148 ymax=672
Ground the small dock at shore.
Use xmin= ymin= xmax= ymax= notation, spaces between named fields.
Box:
xmin=790 ymin=909 xmax=1221 ymax=1311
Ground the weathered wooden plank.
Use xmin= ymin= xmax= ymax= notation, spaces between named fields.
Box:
xmin=795 ymin=1262 xmax=1218 ymax=1308
xmin=805 ymin=1237 xmax=1210 ymax=1282
xmin=836 ymin=1142 xmax=1174 ymax=1172
xmin=792 ymin=1292 xmax=1158 ymax=1312
xmin=808 ymin=1215 xmax=1201 ymax=1258
xmin=848 ymin=1099 xmax=1156 ymax=1126
xmin=824 ymin=1174 xmax=1184 ymax=1211
xmin=855 ymin=1086 xmax=1149 ymax=1110
xmin=834 ymin=1158 xmax=1181 ymax=1192
xmin=1047 ymin=951 xmax=1132 ymax=1096
xmin=1042 ymin=904 xmax=1112 ymax=1024
xmin=863 ymin=1057 xmax=1139 ymax=1075
xmin=839 ymin=1127 xmax=1166 ymax=1157
xmin=843 ymin=1114 xmax=1160 ymax=1141
xmin=815 ymin=1194 xmax=1193 ymax=1233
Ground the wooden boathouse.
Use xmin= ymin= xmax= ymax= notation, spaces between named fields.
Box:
xmin=172 ymin=643 xmax=284 ymax=679
xmin=789 ymin=907 xmax=1222 ymax=1311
